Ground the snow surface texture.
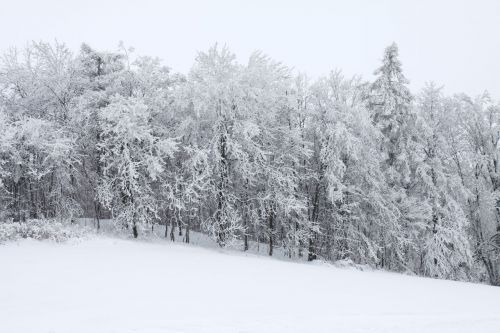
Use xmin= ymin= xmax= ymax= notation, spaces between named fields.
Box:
xmin=1 ymin=237 xmax=499 ymax=333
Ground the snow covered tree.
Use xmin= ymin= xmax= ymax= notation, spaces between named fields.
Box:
xmin=412 ymin=83 xmax=472 ymax=279
xmin=0 ymin=110 xmax=14 ymax=220
xmin=185 ymin=45 xmax=247 ymax=246
xmin=308 ymin=71 xmax=401 ymax=266
xmin=73 ymin=43 xmax=128 ymax=227
xmin=96 ymin=96 xmax=176 ymax=238
xmin=370 ymin=42 xmax=413 ymax=185
xmin=369 ymin=43 xmax=416 ymax=269
xmin=0 ymin=42 xmax=82 ymax=222
xmin=447 ymin=93 xmax=500 ymax=285
xmin=240 ymin=54 xmax=312 ymax=257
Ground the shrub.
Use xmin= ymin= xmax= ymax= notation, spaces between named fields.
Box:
xmin=0 ymin=219 xmax=89 ymax=243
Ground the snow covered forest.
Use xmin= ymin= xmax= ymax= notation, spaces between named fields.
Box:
xmin=1 ymin=40 xmax=500 ymax=286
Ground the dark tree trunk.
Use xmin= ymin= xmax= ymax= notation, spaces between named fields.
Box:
xmin=185 ymin=223 xmax=190 ymax=244
xmin=243 ymin=209 xmax=249 ymax=251
xmin=164 ymin=210 xmax=169 ymax=238
xmin=216 ymin=109 xmax=229 ymax=247
xmin=308 ymin=183 xmax=320 ymax=261
xmin=170 ymin=218 xmax=175 ymax=242
xmin=308 ymin=237 xmax=317 ymax=261
xmin=243 ymin=178 xmax=249 ymax=251
xmin=94 ymin=202 xmax=101 ymax=231
xmin=268 ymin=210 xmax=274 ymax=256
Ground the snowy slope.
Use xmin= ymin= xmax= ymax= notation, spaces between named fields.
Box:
xmin=0 ymin=237 xmax=499 ymax=333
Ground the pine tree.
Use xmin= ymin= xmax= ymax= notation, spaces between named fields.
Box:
xmin=370 ymin=43 xmax=415 ymax=269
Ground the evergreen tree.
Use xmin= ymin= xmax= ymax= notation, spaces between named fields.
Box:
xmin=369 ymin=42 xmax=415 ymax=269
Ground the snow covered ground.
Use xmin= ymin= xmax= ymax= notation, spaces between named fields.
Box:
xmin=1 ymin=237 xmax=499 ymax=333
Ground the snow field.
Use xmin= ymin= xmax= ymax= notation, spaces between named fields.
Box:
xmin=0 ymin=237 xmax=499 ymax=333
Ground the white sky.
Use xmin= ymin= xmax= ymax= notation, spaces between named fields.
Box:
xmin=1 ymin=0 xmax=499 ymax=98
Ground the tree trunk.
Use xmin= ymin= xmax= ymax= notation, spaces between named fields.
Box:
xmin=170 ymin=218 xmax=175 ymax=242
xmin=94 ymin=201 xmax=101 ymax=231
xmin=243 ymin=179 xmax=249 ymax=251
xmin=268 ymin=210 xmax=274 ymax=256
xmin=132 ymin=224 xmax=138 ymax=238
xmin=216 ymin=114 xmax=229 ymax=247
xmin=308 ymin=183 xmax=320 ymax=261
xmin=308 ymin=237 xmax=317 ymax=261
xmin=164 ymin=210 xmax=169 ymax=238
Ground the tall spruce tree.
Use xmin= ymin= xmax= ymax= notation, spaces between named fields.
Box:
xmin=370 ymin=43 xmax=415 ymax=269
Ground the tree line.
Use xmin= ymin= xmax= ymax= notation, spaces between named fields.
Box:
xmin=0 ymin=41 xmax=499 ymax=285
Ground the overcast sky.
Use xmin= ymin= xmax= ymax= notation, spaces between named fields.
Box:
xmin=1 ymin=0 xmax=499 ymax=97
